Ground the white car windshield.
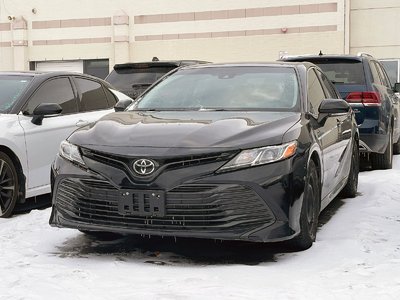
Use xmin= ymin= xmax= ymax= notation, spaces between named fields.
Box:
xmin=0 ymin=75 xmax=33 ymax=113
xmin=134 ymin=66 xmax=300 ymax=111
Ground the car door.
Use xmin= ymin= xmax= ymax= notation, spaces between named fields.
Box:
xmin=317 ymin=69 xmax=353 ymax=189
xmin=17 ymin=76 xmax=85 ymax=192
xmin=307 ymin=69 xmax=342 ymax=199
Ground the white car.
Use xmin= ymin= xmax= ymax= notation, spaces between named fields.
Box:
xmin=0 ymin=71 xmax=132 ymax=217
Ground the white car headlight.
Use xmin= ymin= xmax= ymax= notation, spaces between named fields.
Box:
xmin=59 ymin=140 xmax=85 ymax=166
xmin=219 ymin=141 xmax=297 ymax=172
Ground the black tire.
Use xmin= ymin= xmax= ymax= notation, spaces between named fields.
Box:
xmin=341 ymin=139 xmax=359 ymax=198
xmin=393 ymin=136 xmax=400 ymax=155
xmin=289 ymin=160 xmax=320 ymax=251
xmin=0 ymin=152 xmax=19 ymax=218
xmin=371 ymin=126 xmax=393 ymax=170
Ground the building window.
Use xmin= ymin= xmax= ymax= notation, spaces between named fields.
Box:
xmin=30 ymin=59 xmax=109 ymax=79
xmin=84 ymin=59 xmax=109 ymax=79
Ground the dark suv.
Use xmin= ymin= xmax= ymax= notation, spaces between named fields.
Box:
xmin=105 ymin=59 xmax=208 ymax=99
xmin=283 ymin=53 xmax=400 ymax=169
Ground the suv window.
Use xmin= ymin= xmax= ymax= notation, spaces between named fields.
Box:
xmin=374 ymin=61 xmax=392 ymax=88
xmin=106 ymin=66 xmax=176 ymax=99
xmin=380 ymin=60 xmax=399 ymax=86
xmin=74 ymin=78 xmax=109 ymax=112
xmin=24 ymin=77 xmax=77 ymax=115
xmin=308 ymin=69 xmax=326 ymax=114
xmin=307 ymin=59 xmax=366 ymax=85
xmin=369 ymin=61 xmax=382 ymax=85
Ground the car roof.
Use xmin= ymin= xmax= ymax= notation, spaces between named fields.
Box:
xmin=0 ymin=71 xmax=108 ymax=81
xmin=113 ymin=60 xmax=209 ymax=70
xmin=281 ymin=54 xmax=370 ymax=62
xmin=178 ymin=61 xmax=316 ymax=70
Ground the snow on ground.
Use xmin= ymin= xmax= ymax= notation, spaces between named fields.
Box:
xmin=1 ymin=158 xmax=400 ymax=300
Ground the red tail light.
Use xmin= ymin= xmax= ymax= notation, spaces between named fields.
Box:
xmin=346 ymin=91 xmax=381 ymax=106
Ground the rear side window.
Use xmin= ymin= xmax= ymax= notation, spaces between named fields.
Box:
xmin=311 ymin=60 xmax=366 ymax=85
xmin=374 ymin=61 xmax=391 ymax=88
xmin=75 ymin=78 xmax=109 ymax=112
xmin=24 ymin=77 xmax=77 ymax=115
xmin=369 ymin=61 xmax=382 ymax=85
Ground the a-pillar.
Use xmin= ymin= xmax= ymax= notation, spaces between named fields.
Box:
xmin=112 ymin=13 xmax=130 ymax=69
xmin=11 ymin=17 xmax=28 ymax=71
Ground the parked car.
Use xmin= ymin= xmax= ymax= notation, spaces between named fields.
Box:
xmin=0 ymin=71 xmax=131 ymax=217
xmin=105 ymin=59 xmax=209 ymax=99
xmin=50 ymin=62 xmax=359 ymax=250
xmin=282 ymin=53 xmax=400 ymax=169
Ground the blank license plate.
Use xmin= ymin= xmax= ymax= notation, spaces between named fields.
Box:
xmin=117 ymin=190 xmax=165 ymax=217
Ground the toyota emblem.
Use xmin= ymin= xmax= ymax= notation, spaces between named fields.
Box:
xmin=133 ymin=159 xmax=156 ymax=175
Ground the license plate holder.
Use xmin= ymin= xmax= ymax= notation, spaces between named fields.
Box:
xmin=118 ymin=190 xmax=165 ymax=217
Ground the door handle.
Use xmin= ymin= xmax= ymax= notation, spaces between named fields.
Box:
xmin=76 ymin=120 xmax=90 ymax=127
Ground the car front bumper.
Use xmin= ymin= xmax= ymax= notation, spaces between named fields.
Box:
xmin=49 ymin=152 xmax=307 ymax=243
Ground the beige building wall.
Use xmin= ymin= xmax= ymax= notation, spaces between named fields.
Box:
xmin=350 ymin=0 xmax=400 ymax=59
xmin=1 ymin=0 xmax=345 ymax=71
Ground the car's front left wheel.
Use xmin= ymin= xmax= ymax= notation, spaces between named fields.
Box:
xmin=289 ymin=159 xmax=320 ymax=251
xmin=0 ymin=152 xmax=19 ymax=218
xmin=341 ymin=138 xmax=359 ymax=198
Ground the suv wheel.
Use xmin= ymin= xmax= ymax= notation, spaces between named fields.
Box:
xmin=393 ymin=136 xmax=400 ymax=155
xmin=371 ymin=126 xmax=393 ymax=170
xmin=0 ymin=152 xmax=19 ymax=218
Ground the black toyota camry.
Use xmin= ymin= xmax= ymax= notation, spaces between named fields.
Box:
xmin=50 ymin=62 xmax=359 ymax=250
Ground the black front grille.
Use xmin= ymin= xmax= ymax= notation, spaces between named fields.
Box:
xmin=55 ymin=178 xmax=275 ymax=234
xmin=80 ymin=148 xmax=237 ymax=181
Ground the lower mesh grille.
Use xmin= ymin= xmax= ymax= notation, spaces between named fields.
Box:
xmin=55 ymin=178 xmax=275 ymax=233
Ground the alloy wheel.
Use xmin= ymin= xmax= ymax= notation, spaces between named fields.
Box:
xmin=0 ymin=158 xmax=16 ymax=216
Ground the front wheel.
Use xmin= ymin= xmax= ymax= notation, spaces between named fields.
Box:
xmin=289 ymin=160 xmax=320 ymax=251
xmin=0 ymin=152 xmax=19 ymax=218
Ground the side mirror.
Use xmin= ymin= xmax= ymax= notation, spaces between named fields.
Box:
xmin=317 ymin=99 xmax=350 ymax=124
xmin=31 ymin=103 xmax=62 ymax=125
xmin=318 ymin=99 xmax=350 ymax=114
xmin=394 ymin=83 xmax=400 ymax=93
xmin=114 ymin=99 xmax=133 ymax=112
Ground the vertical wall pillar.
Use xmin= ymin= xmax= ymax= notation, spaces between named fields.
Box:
xmin=11 ymin=17 xmax=28 ymax=70
xmin=113 ymin=13 xmax=130 ymax=68
xmin=344 ymin=0 xmax=351 ymax=54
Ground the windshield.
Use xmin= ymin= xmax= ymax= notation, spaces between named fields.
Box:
xmin=134 ymin=66 xmax=299 ymax=111
xmin=0 ymin=76 xmax=33 ymax=113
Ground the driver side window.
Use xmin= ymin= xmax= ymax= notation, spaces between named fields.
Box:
xmin=23 ymin=77 xmax=78 ymax=115
xmin=307 ymin=69 xmax=326 ymax=115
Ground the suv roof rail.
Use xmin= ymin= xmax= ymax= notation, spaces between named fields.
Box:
xmin=357 ymin=52 xmax=373 ymax=58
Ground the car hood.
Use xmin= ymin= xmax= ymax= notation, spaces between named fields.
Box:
xmin=69 ymin=111 xmax=301 ymax=156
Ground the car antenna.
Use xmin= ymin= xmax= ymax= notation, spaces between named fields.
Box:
xmin=152 ymin=56 xmax=159 ymax=61
xmin=318 ymin=50 xmax=323 ymax=56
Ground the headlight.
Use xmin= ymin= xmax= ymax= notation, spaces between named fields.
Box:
xmin=218 ymin=141 xmax=297 ymax=172
xmin=59 ymin=140 xmax=85 ymax=166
